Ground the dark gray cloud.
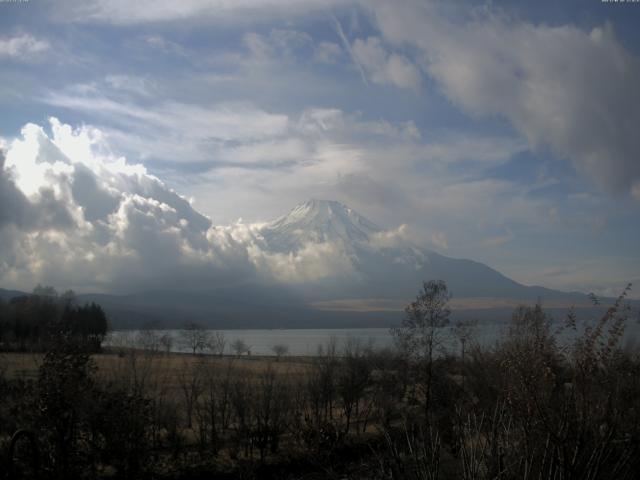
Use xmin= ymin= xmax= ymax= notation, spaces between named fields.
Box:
xmin=34 ymin=187 xmax=77 ymax=229
xmin=71 ymin=164 xmax=120 ymax=222
xmin=0 ymin=151 xmax=29 ymax=228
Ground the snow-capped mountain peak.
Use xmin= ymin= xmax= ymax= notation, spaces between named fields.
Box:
xmin=260 ymin=199 xmax=381 ymax=251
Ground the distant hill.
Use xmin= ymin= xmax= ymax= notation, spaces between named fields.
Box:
xmin=0 ymin=288 xmax=27 ymax=301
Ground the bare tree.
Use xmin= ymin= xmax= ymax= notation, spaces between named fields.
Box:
xmin=453 ymin=319 xmax=477 ymax=391
xmin=159 ymin=332 xmax=173 ymax=355
xmin=180 ymin=321 xmax=211 ymax=355
xmin=338 ymin=337 xmax=372 ymax=434
xmin=196 ymin=359 xmax=235 ymax=454
xmin=306 ymin=337 xmax=339 ymax=429
xmin=178 ymin=359 xmax=204 ymax=429
xmin=253 ymin=366 xmax=291 ymax=459
xmin=207 ymin=331 xmax=226 ymax=356
xmin=136 ymin=322 xmax=162 ymax=354
xmin=108 ymin=333 xmax=157 ymax=396
xmin=392 ymin=279 xmax=451 ymax=417
xmin=271 ymin=343 xmax=289 ymax=361
xmin=230 ymin=374 xmax=255 ymax=457
xmin=231 ymin=338 xmax=249 ymax=357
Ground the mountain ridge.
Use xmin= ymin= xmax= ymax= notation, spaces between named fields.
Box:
xmin=257 ymin=199 xmax=582 ymax=302
xmin=0 ymin=199 xmax=612 ymax=328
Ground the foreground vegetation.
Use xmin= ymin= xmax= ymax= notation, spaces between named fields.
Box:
xmin=1 ymin=281 xmax=639 ymax=479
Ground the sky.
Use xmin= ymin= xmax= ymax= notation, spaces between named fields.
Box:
xmin=0 ymin=0 xmax=639 ymax=298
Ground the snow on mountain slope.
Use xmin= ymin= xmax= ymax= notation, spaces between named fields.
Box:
xmin=256 ymin=199 xmax=582 ymax=303
xmin=259 ymin=199 xmax=431 ymax=275
xmin=260 ymin=199 xmax=382 ymax=252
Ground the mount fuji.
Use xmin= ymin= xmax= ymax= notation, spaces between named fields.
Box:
xmin=257 ymin=199 xmax=580 ymax=304
xmin=1 ymin=199 xmax=593 ymax=328
xmin=261 ymin=199 xmax=382 ymax=251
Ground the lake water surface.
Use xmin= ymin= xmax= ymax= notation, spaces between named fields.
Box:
xmin=106 ymin=321 xmax=640 ymax=356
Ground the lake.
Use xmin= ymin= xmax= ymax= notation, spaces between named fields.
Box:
xmin=106 ymin=320 xmax=640 ymax=356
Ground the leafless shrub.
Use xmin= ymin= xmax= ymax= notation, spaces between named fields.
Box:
xmin=179 ymin=321 xmax=211 ymax=355
xmin=195 ymin=358 xmax=235 ymax=455
xmin=338 ymin=337 xmax=373 ymax=434
xmin=231 ymin=338 xmax=249 ymax=357
xmin=272 ymin=343 xmax=289 ymax=360
xmin=378 ymin=422 xmax=441 ymax=480
xmin=178 ymin=358 xmax=204 ymax=429
xmin=252 ymin=365 xmax=291 ymax=459
xmin=208 ymin=331 xmax=226 ymax=356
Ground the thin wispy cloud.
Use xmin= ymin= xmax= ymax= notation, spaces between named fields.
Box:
xmin=0 ymin=33 xmax=49 ymax=59
xmin=333 ymin=15 xmax=369 ymax=87
xmin=351 ymin=36 xmax=421 ymax=91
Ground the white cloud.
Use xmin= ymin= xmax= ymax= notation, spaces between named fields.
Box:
xmin=43 ymin=91 xmax=291 ymax=163
xmin=142 ymin=35 xmax=188 ymax=57
xmin=351 ymin=36 xmax=421 ymax=90
xmin=0 ymin=33 xmax=50 ymax=59
xmin=249 ymin=240 xmax=357 ymax=283
xmin=0 ymin=118 xmax=398 ymax=291
xmin=243 ymin=28 xmax=312 ymax=64
xmin=430 ymin=232 xmax=448 ymax=250
xmin=104 ymin=75 xmax=155 ymax=97
xmin=2 ymin=117 xmax=634 ymax=298
xmin=57 ymin=0 xmax=347 ymax=25
xmin=0 ymin=118 xmax=220 ymax=291
xmin=369 ymin=1 xmax=640 ymax=196
xmin=40 ymin=81 xmax=543 ymax=247
xmin=314 ymin=41 xmax=343 ymax=64
xmin=418 ymin=135 xmax=526 ymax=166
xmin=369 ymin=224 xmax=411 ymax=249
xmin=46 ymin=94 xmax=289 ymax=143
xmin=482 ymin=228 xmax=514 ymax=247
xmin=44 ymin=84 xmax=475 ymax=180
xmin=269 ymin=28 xmax=312 ymax=55
xmin=243 ymin=32 xmax=274 ymax=62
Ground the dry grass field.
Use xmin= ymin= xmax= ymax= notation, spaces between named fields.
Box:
xmin=1 ymin=348 xmax=313 ymax=387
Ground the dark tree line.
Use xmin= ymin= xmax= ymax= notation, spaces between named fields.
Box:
xmin=0 ymin=285 xmax=108 ymax=352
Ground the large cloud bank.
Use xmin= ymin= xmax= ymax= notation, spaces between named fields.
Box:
xmin=0 ymin=118 xmax=391 ymax=293
xmin=366 ymin=1 xmax=640 ymax=196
